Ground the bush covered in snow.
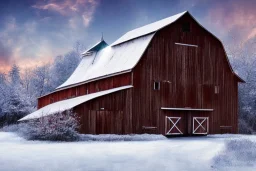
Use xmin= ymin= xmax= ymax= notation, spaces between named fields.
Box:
xmin=212 ymin=139 xmax=256 ymax=169
xmin=2 ymin=110 xmax=80 ymax=141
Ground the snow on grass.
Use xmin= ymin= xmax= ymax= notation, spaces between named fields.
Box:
xmin=212 ymin=136 xmax=256 ymax=170
xmin=80 ymin=134 xmax=167 ymax=141
xmin=0 ymin=132 xmax=256 ymax=171
xmin=0 ymin=132 xmax=221 ymax=171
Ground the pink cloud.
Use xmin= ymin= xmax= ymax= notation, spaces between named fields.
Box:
xmin=33 ymin=3 xmax=67 ymax=15
xmin=207 ymin=1 xmax=256 ymax=43
xmin=32 ymin=0 xmax=99 ymax=27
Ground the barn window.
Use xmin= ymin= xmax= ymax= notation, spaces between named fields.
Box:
xmin=215 ymin=85 xmax=220 ymax=94
xmin=154 ymin=81 xmax=160 ymax=90
xmin=182 ymin=22 xmax=190 ymax=32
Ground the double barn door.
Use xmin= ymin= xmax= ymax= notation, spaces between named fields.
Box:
xmin=165 ymin=114 xmax=209 ymax=135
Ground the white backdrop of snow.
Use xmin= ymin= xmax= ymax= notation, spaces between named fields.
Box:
xmin=1 ymin=132 xmax=256 ymax=171
xmin=19 ymin=86 xmax=132 ymax=121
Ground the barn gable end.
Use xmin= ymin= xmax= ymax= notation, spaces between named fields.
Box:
xmin=130 ymin=12 xmax=243 ymax=134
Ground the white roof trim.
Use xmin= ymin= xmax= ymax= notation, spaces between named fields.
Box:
xmin=161 ymin=107 xmax=214 ymax=111
xmin=19 ymin=85 xmax=133 ymax=121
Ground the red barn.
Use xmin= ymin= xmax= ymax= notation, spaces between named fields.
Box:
xmin=20 ymin=11 xmax=244 ymax=136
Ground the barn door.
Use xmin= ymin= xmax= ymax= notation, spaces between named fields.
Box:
xmin=165 ymin=116 xmax=183 ymax=135
xmin=95 ymin=111 xmax=123 ymax=134
xmin=192 ymin=117 xmax=209 ymax=134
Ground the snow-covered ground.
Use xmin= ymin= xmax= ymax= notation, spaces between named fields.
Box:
xmin=0 ymin=132 xmax=256 ymax=171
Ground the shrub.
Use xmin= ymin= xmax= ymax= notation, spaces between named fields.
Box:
xmin=2 ymin=110 xmax=80 ymax=141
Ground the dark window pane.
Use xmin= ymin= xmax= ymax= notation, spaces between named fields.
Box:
xmin=154 ymin=82 xmax=160 ymax=90
xmin=182 ymin=22 xmax=190 ymax=32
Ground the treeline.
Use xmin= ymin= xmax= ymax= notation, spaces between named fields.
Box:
xmin=0 ymin=44 xmax=82 ymax=126
xmin=228 ymin=39 xmax=256 ymax=134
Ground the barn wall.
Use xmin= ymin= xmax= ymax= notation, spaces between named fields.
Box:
xmin=73 ymin=89 xmax=133 ymax=134
xmin=38 ymin=73 xmax=132 ymax=109
xmin=131 ymin=13 xmax=239 ymax=135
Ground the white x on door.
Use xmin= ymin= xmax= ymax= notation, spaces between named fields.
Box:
xmin=165 ymin=116 xmax=183 ymax=135
xmin=193 ymin=117 xmax=209 ymax=135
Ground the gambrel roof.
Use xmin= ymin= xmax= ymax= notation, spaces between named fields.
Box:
xmin=55 ymin=11 xmax=244 ymax=91
xmin=57 ymin=11 xmax=188 ymax=90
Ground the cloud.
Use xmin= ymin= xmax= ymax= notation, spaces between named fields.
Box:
xmin=0 ymin=16 xmax=16 ymax=69
xmin=247 ymin=27 xmax=256 ymax=41
xmin=33 ymin=3 xmax=67 ymax=15
xmin=0 ymin=40 xmax=12 ymax=66
xmin=5 ymin=16 xmax=16 ymax=31
xmin=206 ymin=0 xmax=256 ymax=43
xmin=32 ymin=0 xmax=99 ymax=27
xmin=0 ymin=15 xmax=60 ymax=73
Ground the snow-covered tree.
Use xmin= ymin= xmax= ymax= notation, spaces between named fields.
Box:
xmin=0 ymin=65 xmax=33 ymax=126
xmin=50 ymin=51 xmax=81 ymax=88
xmin=31 ymin=65 xmax=52 ymax=97
xmin=0 ymin=73 xmax=8 ymax=117
xmin=0 ymin=42 xmax=83 ymax=127
xmin=226 ymin=38 xmax=256 ymax=134
xmin=8 ymin=64 xmax=21 ymax=86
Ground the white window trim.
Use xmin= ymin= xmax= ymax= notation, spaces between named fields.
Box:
xmin=161 ymin=107 xmax=213 ymax=111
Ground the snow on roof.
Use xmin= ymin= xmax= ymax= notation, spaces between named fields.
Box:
xmin=56 ymin=33 xmax=154 ymax=90
xmin=111 ymin=11 xmax=187 ymax=46
xmin=54 ymin=11 xmax=189 ymax=91
xmin=19 ymin=85 xmax=133 ymax=121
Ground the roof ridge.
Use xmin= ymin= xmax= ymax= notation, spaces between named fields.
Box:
xmin=127 ymin=11 xmax=187 ymax=34
xmin=111 ymin=11 xmax=187 ymax=46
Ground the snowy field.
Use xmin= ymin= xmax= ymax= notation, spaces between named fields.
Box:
xmin=0 ymin=132 xmax=256 ymax=171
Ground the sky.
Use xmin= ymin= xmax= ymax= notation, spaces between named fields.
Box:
xmin=0 ymin=0 xmax=255 ymax=72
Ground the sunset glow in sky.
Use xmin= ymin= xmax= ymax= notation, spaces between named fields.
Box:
xmin=0 ymin=0 xmax=255 ymax=72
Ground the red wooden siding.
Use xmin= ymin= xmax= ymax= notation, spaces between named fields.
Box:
xmin=130 ymin=13 xmax=239 ymax=135
xmin=38 ymin=73 xmax=132 ymax=109
xmin=74 ymin=89 xmax=132 ymax=134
